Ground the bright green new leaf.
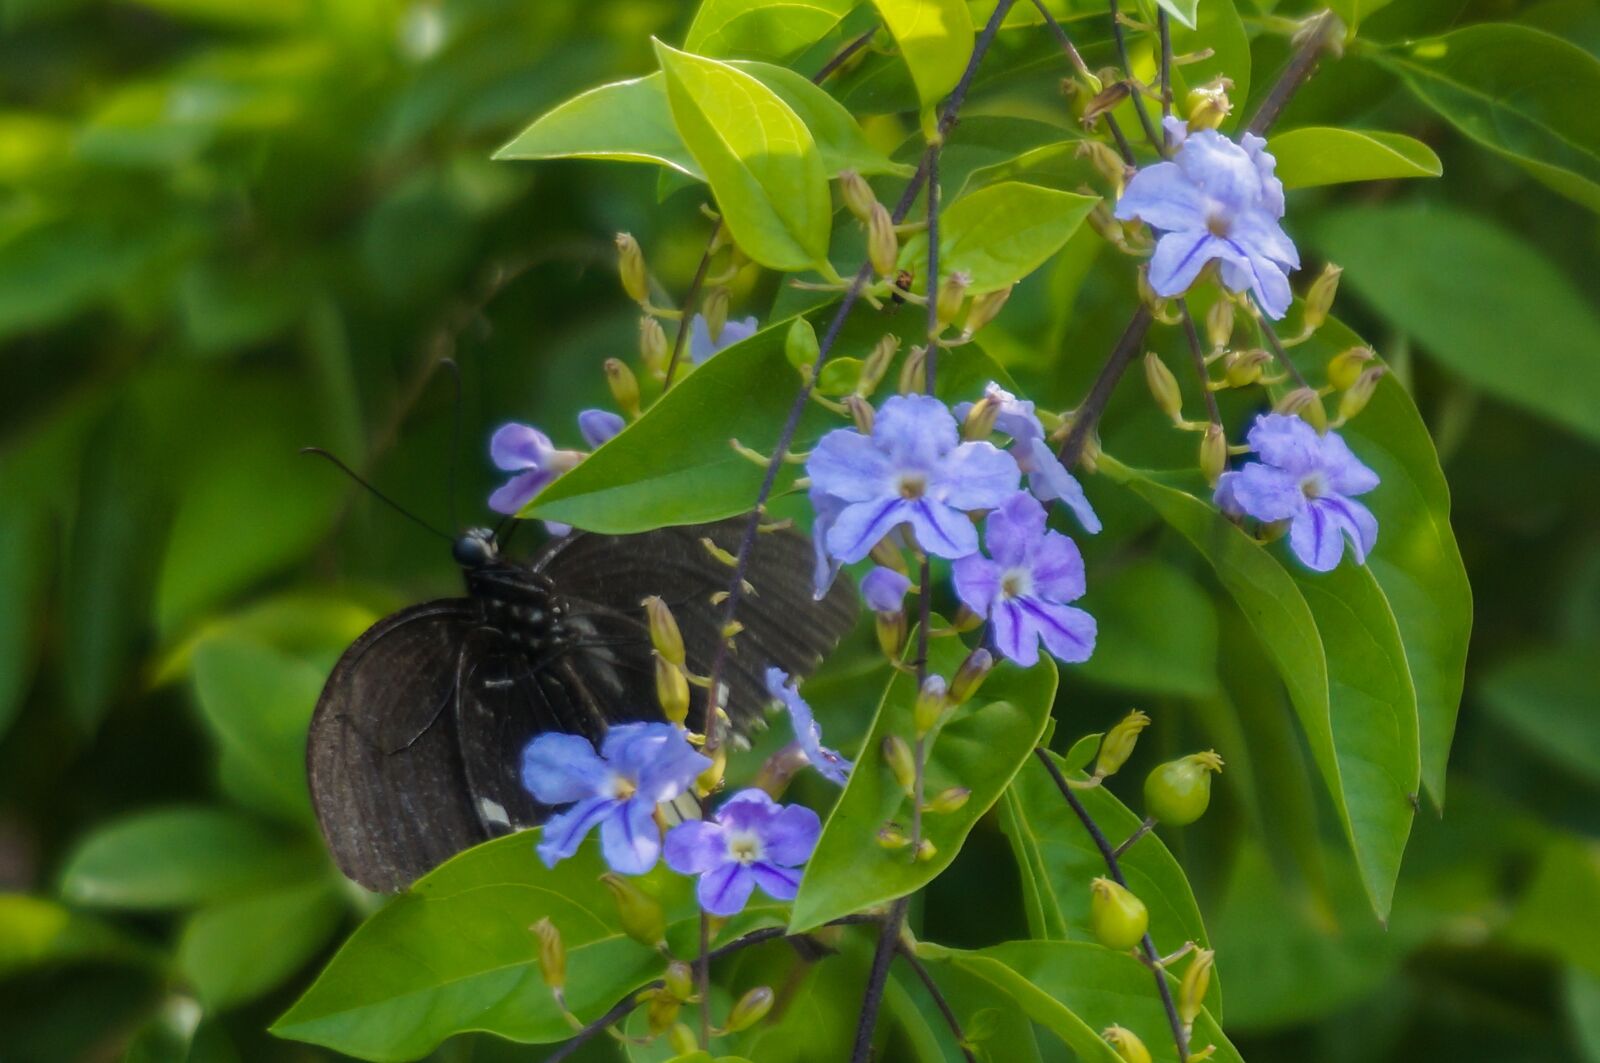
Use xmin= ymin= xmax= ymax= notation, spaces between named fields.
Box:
xmin=1374 ymin=24 xmax=1600 ymax=213
xmin=898 ymin=182 xmax=1098 ymax=294
xmin=872 ymin=0 xmax=975 ymax=108
xmin=0 ymin=894 xmax=154 ymax=977
xmin=1153 ymin=0 xmax=1200 ymax=31
xmin=655 ymin=42 xmax=832 ymax=272
xmin=179 ymin=880 xmax=343 ymax=1010
xmin=685 ymin=0 xmax=855 ymax=62
xmin=1268 ymin=127 xmax=1441 ymax=188
xmin=788 ymin=632 xmax=1057 ymax=932
xmin=1479 ymin=642 xmax=1600 ymax=784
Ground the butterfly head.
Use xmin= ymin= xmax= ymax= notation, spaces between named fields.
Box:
xmin=452 ymin=527 xmax=499 ymax=569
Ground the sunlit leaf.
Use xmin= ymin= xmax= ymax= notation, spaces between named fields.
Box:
xmin=1268 ymin=127 xmax=1441 ymax=188
xmin=898 ymin=181 xmax=1099 ymax=294
xmin=685 ymin=0 xmax=856 ymax=62
xmin=0 ymin=894 xmax=155 ymax=977
xmin=871 ymin=0 xmax=975 ymax=108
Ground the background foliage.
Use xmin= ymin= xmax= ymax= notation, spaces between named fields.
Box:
xmin=1 ymin=0 xmax=1598 ymax=1059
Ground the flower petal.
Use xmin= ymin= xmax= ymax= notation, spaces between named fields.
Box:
xmin=1174 ymin=128 xmax=1263 ymax=216
xmin=762 ymin=804 xmax=821 ymax=866
xmin=1020 ymin=438 xmax=1101 ymax=533
xmin=577 ymin=409 xmax=625 ymax=449
xmin=488 ymin=469 xmax=555 ymax=515
xmin=748 ymin=862 xmax=804 ymax=902
xmin=1225 ymin=463 xmax=1304 ymax=523
xmin=521 ymin=732 xmax=608 ymax=804
xmin=906 ymin=499 xmax=980 ymax=559
xmin=807 ymin=429 xmax=893 ymax=504
xmin=809 ymin=487 xmax=846 ymax=599
xmin=937 ymin=440 xmax=1020 ymax=511
xmin=874 ymin=394 xmax=959 ymax=467
xmin=952 ymin=554 xmax=1002 ymax=616
xmin=1022 ymin=599 xmax=1096 ymax=663
xmin=1114 ymin=160 xmax=1208 ymax=232
xmin=861 ymin=566 xmax=912 ymax=612
xmin=489 ymin=422 xmax=555 ymax=471
xmin=767 ymin=670 xmax=854 ymax=786
xmin=1246 ymin=413 xmax=1322 ymax=474
xmin=828 ymin=498 xmax=910 ymax=564
xmin=991 ymin=599 xmax=1039 ymax=667
xmin=664 ymin=820 xmax=728 ymax=875
xmin=1288 ymin=502 xmax=1347 ymax=572
xmin=1029 ymin=530 xmax=1087 ymax=603
xmin=1317 ymin=431 xmax=1380 ymax=496
xmin=608 ymin=724 xmax=712 ymax=803
xmin=1147 ymin=229 xmax=1219 ymax=298
xmin=983 ymin=491 xmax=1047 ymax=568
xmin=698 ymin=861 xmax=756 ymax=917
xmin=536 ymin=797 xmax=617 ymax=868
xmin=600 ymin=797 xmax=662 ymax=875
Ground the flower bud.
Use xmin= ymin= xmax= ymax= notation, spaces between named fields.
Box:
xmin=949 ymin=648 xmax=993 ymax=705
xmin=845 ymin=394 xmax=876 ymax=435
xmin=1095 ymin=709 xmax=1151 ymax=780
xmin=1184 ymin=76 xmax=1233 ymax=131
xmin=641 ymin=596 xmax=685 ymax=666
xmin=875 ymin=610 xmax=906 ymax=660
xmin=1205 ymin=297 xmax=1234 ymax=350
xmin=1178 ymin=948 xmax=1215 ymax=1027
xmin=1143 ymin=352 xmax=1184 ymax=423
xmin=1326 ymin=345 xmax=1376 ymax=391
xmin=696 ymin=744 xmax=727 ymax=796
xmin=599 ymin=872 xmax=667 ymax=949
xmin=604 ymin=358 xmax=640 ymax=419
xmin=913 ymin=675 xmax=949 ymax=736
xmin=1199 ymin=423 xmax=1227 ymax=486
xmin=1276 ymin=386 xmax=1328 ymax=433
xmin=923 ymin=786 xmax=970 ymax=814
xmin=702 ymin=287 xmax=730 ymax=345
xmin=647 ymin=988 xmax=681 ymax=1034
xmin=616 ymin=233 xmax=649 ymax=304
xmin=839 ymin=169 xmax=877 ymax=223
xmin=914 ymin=838 xmax=937 ymax=862
xmin=639 ymin=316 xmax=669 ymax=376
xmin=883 ymin=735 xmax=917 ymax=794
xmin=898 ymin=345 xmax=927 ymax=394
xmin=1222 ymin=348 xmax=1269 ymax=388
xmin=668 ymin=1022 xmax=698 ymax=1055
xmin=962 ymin=394 xmax=1001 ymax=441
xmin=935 ymin=270 xmax=970 ymax=329
xmin=1338 ymin=366 xmax=1385 ymax=422
xmin=531 ymin=917 xmax=565 ymax=990
xmin=1136 ymin=265 xmax=1172 ymax=315
xmin=1088 ymin=202 xmax=1128 ymax=248
xmin=1104 ymin=1025 xmax=1153 ymax=1063
xmin=1089 ymin=877 xmax=1149 ymax=951
xmin=655 ymin=656 xmax=690 ymax=726
xmin=857 ymin=333 xmax=899 ymax=396
xmin=725 ymin=986 xmax=774 ymax=1032
xmin=868 ymin=202 xmax=898 ymax=278
xmin=1078 ymin=139 xmax=1130 ymax=197
xmin=877 ymin=822 xmax=910 ymax=849
xmin=963 ymin=284 xmax=1012 ymax=335
xmin=664 ymin=960 xmax=696 ymax=1002
xmin=1144 ymin=750 xmax=1224 ymax=826
xmin=785 ymin=317 xmax=820 ymax=373
xmin=1302 ymin=262 xmax=1342 ymax=332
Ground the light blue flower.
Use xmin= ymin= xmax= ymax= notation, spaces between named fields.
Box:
xmin=1214 ymin=413 xmax=1379 ymax=572
xmin=521 ymin=723 xmax=711 ymax=874
xmin=1114 ymin=117 xmax=1299 ymax=319
xmin=955 ymin=382 xmax=1101 ymax=534
xmin=487 ymin=411 xmax=623 ymax=526
xmin=689 ymin=314 xmax=759 ymax=364
xmin=664 ymin=788 xmax=821 ymax=916
xmin=860 ymin=567 xmax=912 ymax=613
xmin=577 ymin=408 xmax=625 ymax=448
xmin=765 ymin=668 xmax=852 ymax=786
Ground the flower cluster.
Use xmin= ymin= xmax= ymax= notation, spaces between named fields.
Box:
xmin=488 ymin=409 xmax=624 ymax=523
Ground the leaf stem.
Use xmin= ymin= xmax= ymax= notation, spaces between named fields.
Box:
xmin=814 ymin=24 xmax=880 ymax=83
xmin=1255 ymin=302 xmax=1310 ymax=388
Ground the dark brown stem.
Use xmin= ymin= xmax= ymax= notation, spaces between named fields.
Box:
xmin=1056 ymin=303 xmax=1153 ymax=467
xmin=850 ymin=897 xmax=911 ymax=1063
xmin=1158 ymin=9 xmax=1174 ymax=127
xmin=814 ymin=24 xmax=879 ymax=83
xmin=1034 ymin=749 xmax=1189 ymax=1061
xmin=697 ymin=910 xmax=712 ymax=1045
xmin=1109 ymin=0 xmax=1161 ymax=153
xmin=663 ymin=222 xmax=721 ymax=390
xmin=896 ymin=942 xmax=978 ymax=1063
xmin=1178 ymin=300 xmax=1221 ymax=425
xmin=1245 ymin=11 xmax=1339 ymax=137
xmin=1256 ymin=306 xmax=1310 ymax=388
xmin=1029 ymin=0 xmax=1137 ymax=165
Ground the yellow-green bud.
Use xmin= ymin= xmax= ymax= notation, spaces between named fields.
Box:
xmin=615 ymin=233 xmax=649 ymax=304
xmin=1078 ymin=138 xmax=1130 ymax=197
xmin=950 ymin=648 xmax=993 ymax=705
xmin=1327 ymin=345 xmax=1376 ymax=391
xmin=696 ymin=745 xmax=727 ymax=796
xmin=604 ymin=358 xmax=640 ymax=419
xmin=875 ymin=610 xmax=906 ymax=660
xmin=1088 ymin=202 xmax=1128 ymax=248
xmin=1104 ymin=1025 xmax=1153 ymax=1063
xmin=702 ymin=287 xmax=730 ymax=345
xmin=883 ymin=735 xmax=917 ymax=794
xmin=935 ymin=270 xmax=970 ymax=329
xmin=914 ymin=838 xmax=937 ymax=862
xmin=913 ymin=675 xmax=949 ymax=736
xmin=531 ymin=917 xmax=565 ymax=990
xmin=668 ymin=1022 xmax=698 ymax=1055
xmin=868 ymin=201 xmax=898 ymax=277
xmin=725 ymin=986 xmax=774 ymax=1032
xmin=646 ymin=987 xmax=680 ymax=1034
xmin=1205 ymin=297 xmax=1234 ymax=350
xmin=1095 ymin=709 xmax=1151 ymax=779
xmin=664 ymin=960 xmax=696 ymax=1002
xmin=963 ymin=394 xmax=1001 ymax=440
xmin=785 ymin=317 xmax=820 ymax=373
xmin=655 ymin=655 xmax=690 ymax=726
xmin=899 ymin=345 xmax=927 ymax=394
xmin=1199 ymin=423 xmax=1227 ymax=486
xmin=640 ymin=316 xmax=669 ymax=376
xmin=1144 ymin=750 xmax=1224 ymax=826
xmin=845 ymin=394 xmax=876 ymax=435
xmin=641 ymin=595 xmax=685 ymax=666
xmin=1223 ymin=348 xmax=1270 ymax=388
xmin=839 ymin=168 xmax=877 ymax=223
xmin=1277 ymin=386 xmax=1328 ymax=433
xmin=923 ymin=786 xmax=970 ymax=814
xmin=1184 ymin=76 xmax=1233 ymax=131
xmin=1302 ymin=262 xmax=1342 ymax=332
xmin=1136 ymin=265 xmax=1172 ymax=315
xmin=1178 ymin=948 xmax=1215 ymax=1027
xmin=964 ymin=284 xmax=1012 ymax=335
xmin=876 ymin=822 xmax=910 ymax=849
xmin=1143 ymin=352 xmax=1184 ymax=423
xmin=599 ymin=872 xmax=667 ymax=948
xmin=1089 ymin=877 xmax=1149 ymax=950
xmin=1338 ymin=366 xmax=1385 ymax=422
xmin=857 ymin=333 xmax=899 ymax=396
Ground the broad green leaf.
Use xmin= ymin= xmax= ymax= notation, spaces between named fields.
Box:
xmin=1268 ymin=127 xmax=1441 ymax=188
xmin=179 ymin=881 xmax=343 ymax=1009
xmin=1505 ymin=836 xmax=1600 ymax=978
xmin=59 ymin=807 xmax=320 ymax=909
xmin=0 ymin=216 xmax=165 ymax=340
xmin=1153 ymin=0 xmax=1200 ymax=31
xmin=923 ymin=940 xmax=1242 ymax=1063
xmin=1309 ymin=204 xmax=1600 ymax=444
xmin=788 ymin=632 xmax=1057 ymax=931
xmin=274 ymin=831 xmax=778 ymax=1059
xmin=888 ymin=959 xmax=1043 ymax=1062
xmin=898 ymin=182 xmax=1098 ymax=294
xmin=0 ymin=894 xmax=154 ymax=976
xmin=1479 ymin=642 xmax=1600 ymax=784
xmin=495 ymin=66 xmax=908 ymax=179
xmin=872 ymin=0 xmax=975 ymax=108
xmin=655 ymin=42 xmax=831 ymax=272
xmin=529 ymin=313 xmax=1010 ymax=532
xmin=685 ymin=0 xmax=855 ymax=62
xmin=154 ymin=591 xmax=380 ymax=686
xmin=1374 ymin=24 xmax=1600 ymax=213
xmin=1075 ymin=558 xmax=1218 ymax=697
xmin=1567 ymin=967 xmax=1600 ymax=1063
xmin=1107 ymin=467 xmax=1417 ymax=917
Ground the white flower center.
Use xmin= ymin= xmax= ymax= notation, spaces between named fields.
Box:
xmin=1300 ymin=472 xmax=1328 ymax=499
xmin=999 ymin=567 xmax=1033 ymax=600
xmin=1206 ymin=210 xmax=1233 ymax=238
xmin=607 ymin=773 xmax=638 ymax=801
xmin=726 ymin=829 xmax=764 ymax=865
xmin=897 ymin=471 xmax=928 ymax=499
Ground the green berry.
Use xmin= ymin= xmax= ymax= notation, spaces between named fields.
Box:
xmin=1144 ymin=751 xmax=1224 ymax=826
xmin=1089 ymin=877 xmax=1149 ymax=950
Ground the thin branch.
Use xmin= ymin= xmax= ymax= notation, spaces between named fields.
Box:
xmin=814 ymin=24 xmax=879 ymax=83
xmin=1255 ymin=304 xmax=1310 ymax=389
xmin=897 ymin=942 xmax=979 ymax=1063
xmin=1034 ymin=749 xmax=1189 ymax=1061
xmin=1244 ymin=11 xmax=1339 ymax=137
xmin=1056 ymin=303 xmax=1153 ymax=468
xmin=1109 ymin=0 xmax=1162 ymax=152
xmin=850 ymin=897 xmax=911 ymax=1063
xmin=1158 ymin=9 xmax=1174 ymax=126
xmin=1029 ymin=0 xmax=1136 ymax=165
xmin=1178 ymin=300 xmax=1220 ymax=425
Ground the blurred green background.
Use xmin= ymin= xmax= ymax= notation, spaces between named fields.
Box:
xmin=1 ymin=0 xmax=1597 ymax=1060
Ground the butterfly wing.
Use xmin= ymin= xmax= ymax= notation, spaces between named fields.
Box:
xmin=306 ymin=600 xmax=489 ymax=892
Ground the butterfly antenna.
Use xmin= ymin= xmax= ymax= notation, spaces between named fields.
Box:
xmin=440 ymin=357 xmax=464 ymax=533
xmin=300 ymin=446 xmax=452 ymax=542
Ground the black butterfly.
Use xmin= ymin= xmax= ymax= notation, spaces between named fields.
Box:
xmin=308 ymin=518 xmax=857 ymax=892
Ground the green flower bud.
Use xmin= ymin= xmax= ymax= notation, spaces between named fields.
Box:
xmin=1184 ymin=76 xmax=1233 ymax=131
xmin=898 ymin=345 xmax=927 ymax=395
xmin=868 ymin=202 xmax=898 ymax=278
xmin=785 ymin=317 xmax=820 ymax=374
xmin=875 ymin=610 xmax=906 ymax=660
xmin=696 ymin=744 xmax=727 ymax=796
xmin=1178 ymin=948 xmax=1215 ymax=1027
xmin=1326 ymin=345 xmax=1375 ymax=391
xmin=1144 ymin=751 xmax=1224 ymax=826
xmin=877 ymin=822 xmax=910 ymax=849
xmin=913 ymin=675 xmax=949 ymax=736
xmin=702 ymin=287 xmax=730 ymax=345
xmin=604 ymin=358 xmax=640 ymax=419
xmin=857 ymin=333 xmax=899 ymax=396
xmin=1276 ymin=386 xmax=1328 ymax=433
xmin=639 ymin=316 xmax=669 ymax=376
xmin=1089 ymin=877 xmax=1149 ymax=950
xmin=654 ymin=655 xmax=690 ymax=726
xmin=914 ymin=838 xmax=937 ymax=862
xmin=963 ymin=284 xmax=1012 ymax=335
xmin=1143 ymin=352 xmax=1184 ymax=423
xmin=599 ymin=873 xmax=667 ymax=949
xmin=935 ymin=270 xmax=970 ymax=329
xmin=1223 ymin=348 xmax=1270 ymax=388
xmin=1078 ymin=138 xmax=1130 ymax=198
xmin=1199 ymin=424 xmax=1227 ymax=487
xmin=664 ymin=960 xmax=695 ymax=1002
xmin=1301 ymin=262 xmax=1342 ymax=332
xmin=1095 ymin=709 xmax=1151 ymax=779
xmin=641 ymin=595 xmax=685 ymax=666
xmin=883 ymin=735 xmax=917 ymax=794
xmin=1205 ymin=297 xmax=1234 ymax=351
xmin=531 ymin=917 xmax=565 ymax=990
xmin=1104 ymin=1025 xmax=1153 ymax=1063
xmin=839 ymin=168 xmax=877 ymax=223
xmin=963 ymin=394 xmax=1000 ymax=440
xmin=725 ymin=986 xmax=774 ymax=1032
xmin=615 ymin=233 xmax=649 ymax=304
xmin=949 ymin=648 xmax=993 ymax=705
xmin=923 ymin=786 xmax=970 ymax=814
xmin=646 ymin=987 xmax=680 ymax=1034
xmin=1338 ymin=366 xmax=1385 ymax=423
xmin=668 ymin=1022 xmax=698 ymax=1055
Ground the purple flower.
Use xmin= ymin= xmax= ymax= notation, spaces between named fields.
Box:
xmin=953 ymin=492 xmax=1096 ymax=667
xmin=809 ymin=485 xmax=846 ymax=600
xmin=689 ymin=314 xmax=759 ymax=364
xmin=954 ymin=383 xmax=1101 ymax=534
xmin=1214 ymin=413 xmax=1379 ymax=572
xmin=806 ymin=394 xmax=1019 ymax=565
xmin=664 ymin=789 xmax=820 ymax=916
xmin=578 ymin=409 xmax=625 ymax=449
xmin=1114 ymin=117 xmax=1299 ymax=319
xmin=861 ymin=567 xmax=911 ymax=613
xmin=488 ymin=423 xmax=581 ymax=514
xmin=765 ymin=668 xmax=852 ymax=785
xmin=522 ymin=723 xmax=711 ymax=874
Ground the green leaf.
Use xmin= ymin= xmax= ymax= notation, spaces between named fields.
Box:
xmin=655 ymin=42 xmax=832 ymax=272
xmin=1311 ymin=204 xmax=1600 ymax=445
xmin=1153 ymin=0 xmax=1200 ymax=31
xmin=495 ymin=65 xmax=908 ymax=180
xmin=788 ymin=633 xmax=1057 ymax=932
xmin=274 ymin=832 xmax=777 ymax=1059
xmin=1374 ymin=24 xmax=1600 ymax=213
xmin=871 ymin=0 xmax=975 ymax=108
xmin=1075 ymin=558 xmax=1218 ymax=697
xmin=59 ymin=807 xmax=320 ymax=910
xmin=179 ymin=881 xmax=343 ymax=1010
xmin=1505 ymin=836 xmax=1600 ymax=978
xmin=1479 ymin=643 xmax=1600 ymax=784
xmin=1107 ymin=467 xmax=1418 ymax=918
xmin=899 ymin=181 xmax=1099 ymax=294
xmin=1169 ymin=0 xmax=1249 ymax=125
xmin=685 ymin=0 xmax=855 ymax=62
xmin=923 ymin=940 xmax=1242 ymax=1063
xmin=1267 ymin=127 xmax=1441 ymax=188
xmin=0 ymin=894 xmax=154 ymax=976
xmin=1566 ymin=966 xmax=1600 ymax=1063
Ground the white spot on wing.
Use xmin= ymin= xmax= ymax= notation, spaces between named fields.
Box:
xmin=478 ymin=797 xmax=511 ymax=829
